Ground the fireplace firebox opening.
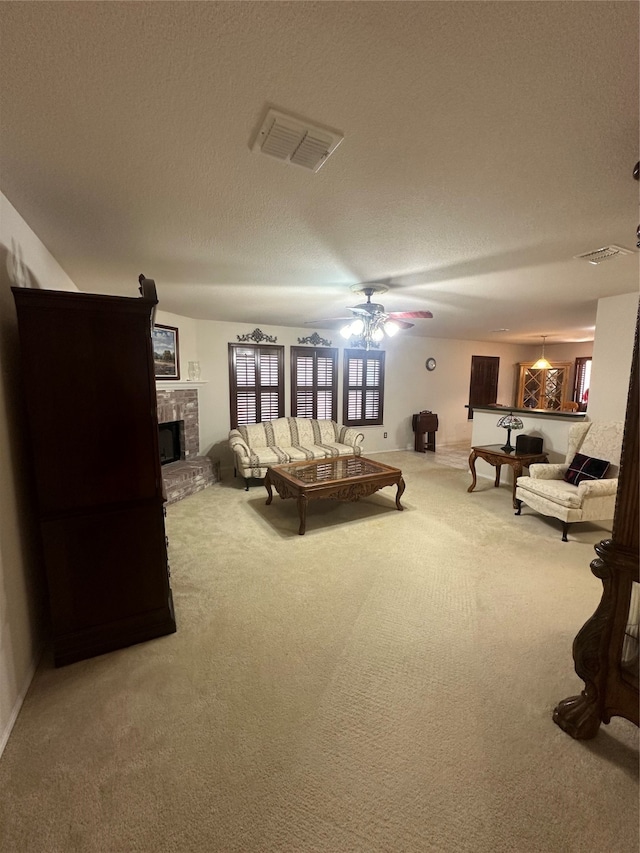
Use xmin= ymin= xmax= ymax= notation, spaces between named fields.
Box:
xmin=158 ymin=420 xmax=184 ymax=466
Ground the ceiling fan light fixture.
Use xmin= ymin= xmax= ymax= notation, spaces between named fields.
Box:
xmin=340 ymin=323 xmax=353 ymax=339
xmin=384 ymin=320 xmax=400 ymax=337
xmin=371 ymin=326 xmax=385 ymax=342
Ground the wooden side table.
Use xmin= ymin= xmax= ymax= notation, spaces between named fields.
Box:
xmin=467 ymin=444 xmax=548 ymax=509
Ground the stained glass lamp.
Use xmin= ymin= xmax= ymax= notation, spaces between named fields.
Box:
xmin=497 ymin=413 xmax=524 ymax=453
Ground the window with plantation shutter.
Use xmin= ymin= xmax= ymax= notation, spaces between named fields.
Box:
xmin=573 ymin=356 xmax=592 ymax=409
xmin=228 ymin=344 xmax=284 ymax=428
xmin=290 ymin=346 xmax=338 ymax=420
xmin=343 ymin=349 xmax=385 ymax=426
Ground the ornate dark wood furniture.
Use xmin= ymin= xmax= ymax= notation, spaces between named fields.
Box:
xmin=467 ymin=444 xmax=548 ymax=509
xmin=264 ymin=456 xmax=405 ymax=535
xmin=553 ymin=310 xmax=639 ymax=738
xmin=12 ymin=284 xmax=176 ymax=666
xmin=412 ymin=411 xmax=438 ymax=452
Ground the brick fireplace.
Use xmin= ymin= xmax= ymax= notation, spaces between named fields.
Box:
xmin=156 ymin=386 xmax=216 ymax=504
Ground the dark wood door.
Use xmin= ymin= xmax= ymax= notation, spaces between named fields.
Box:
xmin=468 ymin=355 xmax=499 ymax=419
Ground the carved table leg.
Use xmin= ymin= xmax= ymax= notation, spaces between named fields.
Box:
xmin=552 ymin=691 xmax=602 ymax=740
xmin=265 ymin=471 xmax=273 ymax=505
xmin=395 ymin=477 xmax=406 ymax=510
xmin=553 ymin=540 xmax=620 ymax=739
xmin=467 ymin=450 xmax=478 ymax=493
xmin=297 ymin=493 xmax=308 ymax=535
xmin=494 ymin=465 xmax=501 ymax=488
xmin=514 ymin=499 xmax=522 ymax=515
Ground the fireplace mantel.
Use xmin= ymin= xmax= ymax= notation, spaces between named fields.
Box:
xmin=156 ymin=380 xmax=207 ymax=390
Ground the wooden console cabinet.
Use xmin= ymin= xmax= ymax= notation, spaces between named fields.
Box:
xmin=12 ymin=285 xmax=176 ymax=666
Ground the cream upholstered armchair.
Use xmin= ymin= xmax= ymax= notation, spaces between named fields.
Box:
xmin=514 ymin=421 xmax=623 ymax=541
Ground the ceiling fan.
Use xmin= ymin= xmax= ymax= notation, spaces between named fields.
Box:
xmin=309 ymin=284 xmax=433 ymax=348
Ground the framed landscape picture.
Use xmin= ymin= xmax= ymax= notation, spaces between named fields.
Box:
xmin=152 ymin=324 xmax=180 ymax=379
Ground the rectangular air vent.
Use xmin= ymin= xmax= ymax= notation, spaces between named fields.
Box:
xmin=574 ymin=245 xmax=633 ymax=265
xmin=251 ymin=108 xmax=343 ymax=173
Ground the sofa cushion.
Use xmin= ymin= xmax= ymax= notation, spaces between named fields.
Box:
xmin=313 ymin=441 xmax=357 ymax=458
xmin=564 ymin=452 xmax=610 ymax=486
xmin=267 ymin=418 xmax=296 ymax=448
xmin=236 ymin=422 xmax=271 ymax=449
xmin=247 ymin=446 xmax=289 ymax=468
xmin=516 ymin=478 xmax=583 ymax=509
xmin=279 ymin=445 xmax=331 ymax=462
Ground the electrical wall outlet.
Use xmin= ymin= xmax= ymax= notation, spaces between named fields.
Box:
xmin=383 ymin=432 xmax=388 ymax=438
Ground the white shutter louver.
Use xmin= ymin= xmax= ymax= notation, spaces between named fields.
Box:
xmin=296 ymin=391 xmax=314 ymax=419
xmin=317 ymin=390 xmax=333 ymax=420
xmin=364 ymin=390 xmax=380 ymax=420
xmin=230 ymin=344 xmax=284 ymax=428
xmin=344 ymin=349 xmax=385 ymax=427
xmin=236 ymin=352 xmax=256 ymax=386
xmin=292 ymin=347 xmax=337 ymax=420
xmin=348 ymin=390 xmax=362 ymax=421
xmin=236 ymin=391 xmax=257 ymax=426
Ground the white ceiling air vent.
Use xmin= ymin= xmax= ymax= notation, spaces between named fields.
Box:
xmin=574 ymin=245 xmax=633 ymax=265
xmin=251 ymin=108 xmax=343 ymax=173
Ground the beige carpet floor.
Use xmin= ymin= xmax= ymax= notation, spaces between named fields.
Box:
xmin=0 ymin=450 xmax=638 ymax=852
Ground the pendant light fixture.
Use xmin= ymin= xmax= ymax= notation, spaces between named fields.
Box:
xmin=532 ymin=335 xmax=552 ymax=370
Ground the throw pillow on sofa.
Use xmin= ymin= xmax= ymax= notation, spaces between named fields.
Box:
xmin=563 ymin=452 xmax=610 ymax=486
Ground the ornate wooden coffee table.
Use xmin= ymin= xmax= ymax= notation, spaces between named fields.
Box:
xmin=264 ymin=455 xmax=405 ymax=535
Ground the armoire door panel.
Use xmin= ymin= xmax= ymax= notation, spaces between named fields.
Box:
xmin=16 ymin=301 xmax=160 ymax=514
xmin=40 ymin=502 xmax=170 ymax=636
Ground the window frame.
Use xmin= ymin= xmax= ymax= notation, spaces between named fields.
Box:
xmin=290 ymin=346 xmax=338 ymax=420
xmin=573 ymin=356 xmax=592 ymax=409
xmin=342 ymin=348 xmax=385 ymax=427
xmin=228 ymin=343 xmax=285 ymax=429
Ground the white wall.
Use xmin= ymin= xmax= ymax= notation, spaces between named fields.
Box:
xmin=155 ymin=315 xmax=596 ymax=471
xmin=0 ymin=192 xmax=78 ymax=756
xmin=155 ymin=317 xmax=596 ymax=464
xmin=587 ymin=292 xmax=639 ymax=423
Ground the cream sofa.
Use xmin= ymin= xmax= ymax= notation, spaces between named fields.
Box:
xmin=515 ymin=421 xmax=623 ymax=541
xmin=229 ymin=417 xmax=365 ymax=489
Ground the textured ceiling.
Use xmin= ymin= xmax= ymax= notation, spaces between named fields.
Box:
xmin=1 ymin=1 xmax=638 ymax=344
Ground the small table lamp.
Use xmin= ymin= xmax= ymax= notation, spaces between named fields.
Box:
xmin=497 ymin=413 xmax=524 ymax=453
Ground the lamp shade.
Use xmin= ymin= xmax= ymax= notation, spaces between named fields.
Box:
xmin=496 ymin=414 xmax=523 ymax=453
xmin=532 ymin=335 xmax=551 ymax=370
xmin=532 ymin=356 xmax=552 ymax=370
xmin=496 ymin=414 xmax=524 ymax=430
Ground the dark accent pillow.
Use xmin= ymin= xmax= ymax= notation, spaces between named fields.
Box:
xmin=564 ymin=452 xmax=610 ymax=486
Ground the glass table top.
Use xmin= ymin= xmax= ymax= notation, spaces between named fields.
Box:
xmin=275 ymin=456 xmax=392 ymax=484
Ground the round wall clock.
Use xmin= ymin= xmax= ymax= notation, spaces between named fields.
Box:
xmin=425 ymin=357 xmax=437 ymax=371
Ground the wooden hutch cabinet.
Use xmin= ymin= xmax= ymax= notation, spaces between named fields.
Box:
xmin=516 ymin=361 xmax=572 ymax=410
xmin=12 ymin=285 xmax=176 ymax=666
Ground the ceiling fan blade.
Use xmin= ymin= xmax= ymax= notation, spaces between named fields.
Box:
xmin=388 ymin=310 xmax=433 ymax=320
xmin=393 ymin=319 xmax=415 ymax=330
xmin=303 ymin=317 xmax=353 ymax=326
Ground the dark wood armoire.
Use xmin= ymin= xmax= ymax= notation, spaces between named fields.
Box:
xmin=12 ymin=284 xmax=176 ymax=666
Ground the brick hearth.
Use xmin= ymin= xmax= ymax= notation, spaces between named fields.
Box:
xmin=156 ymin=387 xmax=216 ymax=503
